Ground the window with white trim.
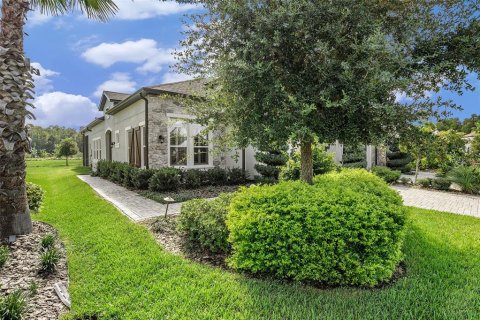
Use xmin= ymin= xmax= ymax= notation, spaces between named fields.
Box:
xmin=168 ymin=119 xmax=211 ymax=167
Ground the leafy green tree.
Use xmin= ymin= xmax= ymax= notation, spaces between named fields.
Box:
xmin=400 ymin=126 xmax=437 ymax=183
xmin=0 ymin=0 xmax=118 ymax=238
xmin=461 ymin=114 xmax=480 ymax=133
xmin=56 ymin=138 xmax=79 ymax=166
xmin=176 ymin=0 xmax=480 ymax=183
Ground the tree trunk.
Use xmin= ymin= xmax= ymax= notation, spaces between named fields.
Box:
xmin=66 ymin=156 xmax=69 ymax=166
xmin=300 ymin=141 xmax=314 ymax=184
xmin=414 ymin=156 xmax=420 ymax=183
xmin=0 ymin=0 xmax=33 ymax=238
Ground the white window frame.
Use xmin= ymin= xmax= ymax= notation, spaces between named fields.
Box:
xmin=167 ymin=117 xmax=213 ymax=169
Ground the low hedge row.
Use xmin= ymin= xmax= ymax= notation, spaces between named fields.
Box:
xmin=94 ymin=160 xmax=246 ymax=191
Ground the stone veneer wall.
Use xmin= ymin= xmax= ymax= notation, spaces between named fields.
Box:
xmin=147 ymin=94 xmax=224 ymax=169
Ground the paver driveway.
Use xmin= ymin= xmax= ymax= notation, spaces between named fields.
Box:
xmin=393 ymin=185 xmax=480 ymax=218
xmin=78 ymin=175 xmax=181 ymax=221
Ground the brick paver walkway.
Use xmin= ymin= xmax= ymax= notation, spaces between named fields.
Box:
xmin=78 ymin=175 xmax=182 ymax=222
xmin=393 ymin=185 xmax=480 ymax=218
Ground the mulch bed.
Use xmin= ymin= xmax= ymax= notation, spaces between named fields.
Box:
xmin=143 ymin=216 xmax=228 ymax=268
xmin=0 ymin=221 xmax=68 ymax=319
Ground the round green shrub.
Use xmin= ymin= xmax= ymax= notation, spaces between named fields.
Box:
xmin=227 ymin=168 xmax=247 ymax=185
xmin=416 ymin=178 xmax=432 ymax=188
xmin=177 ymin=193 xmax=233 ymax=253
xmin=26 ymin=182 xmax=45 ymax=213
xmin=183 ymin=169 xmax=205 ymax=189
xmin=149 ymin=168 xmax=181 ymax=192
xmin=206 ymin=167 xmax=228 ymax=186
xmin=371 ymin=166 xmax=401 ymax=183
xmin=447 ymin=166 xmax=480 ymax=194
xmin=227 ymin=171 xmax=405 ymax=286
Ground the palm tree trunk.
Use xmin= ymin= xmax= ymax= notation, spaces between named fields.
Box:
xmin=0 ymin=0 xmax=33 ymax=238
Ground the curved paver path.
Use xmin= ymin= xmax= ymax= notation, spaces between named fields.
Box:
xmin=393 ymin=185 xmax=480 ymax=218
xmin=78 ymin=175 xmax=181 ymax=222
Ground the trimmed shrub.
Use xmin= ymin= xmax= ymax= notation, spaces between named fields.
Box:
xmin=149 ymin=168 xmax=181 ymax=192
xmin=121 ymin=165 xmax=136 ymax=188
xmin=448 ymin=166 xmax=480 ymax=194
xmin=431 ymin=178 xmax=451 ymax=191
xmin=255 ymin=150 xmax=288 ymax=181
xmin=96 ymin=160 xmax=112 ymax=178
xmin=228 ymin=171 xmax=405 ymax=286
xmin=417 ymin=178 xmax=432 ymax=188
xmin=26 ymin=182 xmax=45 ymax=213
xmin=205 ymin=167 xmax=228 ymax=186
xmin=372 ymin=166 xmax=401 ymax=183
xmin=0 ymin=290 xmax=27 ymax=320
xmin=131 ymin=169 xmax=156 ymax=190
xmin=177 ymin=193 xmax=234 ymax=254
xmin=227 ymin=168 xmax=247 ymax=185
xmin=183 ymin=169 xmax=205 ymax=189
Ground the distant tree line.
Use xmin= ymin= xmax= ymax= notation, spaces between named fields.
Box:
xmin=28 ymin=125 xmax=82 ymax=158
xmin=436 ymin=115 xmax=480 ymax=134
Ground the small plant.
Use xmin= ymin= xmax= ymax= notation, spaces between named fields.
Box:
xmin=149 ymin=168 xmax=181 ymax=192
xmin=40 ymin=247 xmax=60 ymax=274
xmin=417 ymin=178 xmax=432 ymax=188
xmin=26 ymin=182 xmax=45 ymax=213
xmin=0 ymin=246 xmax=9 ymax=268
xmin=448 ymin=166 xmax=480 ymax=194
xmin=431 ymin=178 xmax=451 ymax=191
xmin=371 ymin=166 xmax=401 ymax=183
xmin=40 ymin=234 xmax=55 ymax=250
xmin=0 ymin=290 xmax=27 ymax=320
xmin=28 ymin=281 xmax=39 ymax=297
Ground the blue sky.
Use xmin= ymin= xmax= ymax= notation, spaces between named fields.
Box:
xmin=23 ymin=0 xmax=479 ymax=129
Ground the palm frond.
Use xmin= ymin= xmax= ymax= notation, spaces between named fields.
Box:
xmin=30 ymin=0 xmax=118 ymax=22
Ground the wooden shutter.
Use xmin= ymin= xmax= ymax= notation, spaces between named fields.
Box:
xmin=134 ymin=127 xmax=141 ymax=168
xmin=128 ymin=130 xmax=134 ymax=165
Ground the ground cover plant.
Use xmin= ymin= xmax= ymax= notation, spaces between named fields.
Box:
xmin=27 ymin=159 xmax=480 ymax=319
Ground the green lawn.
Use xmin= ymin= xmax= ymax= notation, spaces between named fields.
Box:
xmin=27 ymin=160 xmax=480 ymax=319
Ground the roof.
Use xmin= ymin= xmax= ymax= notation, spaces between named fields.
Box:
xmin=103 ymin=91 xmax=130 ymax=102
xmin=146 ymin=79 xmax=209 ymax=97
xmin=80 ymin=116 xmax=105 ymax=134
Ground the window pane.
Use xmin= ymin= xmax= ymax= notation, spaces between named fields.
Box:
xmin=170 ymin=127 xmax=187 ymax=146
xmin=194 ymin=133 xmax=208 ymax=147
xmin=194 ymin=147 xmax=209 ymax=165
xmin=171 ymin=147 xmax=187 ymax=166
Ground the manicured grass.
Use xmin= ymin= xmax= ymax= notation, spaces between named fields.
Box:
xmin=28 ymin=160 xmax=480 ymax=319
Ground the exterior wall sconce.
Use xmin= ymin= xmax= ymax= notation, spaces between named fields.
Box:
xmin=111 ymin=142 xmax=116 ymax=147
xmin=158 ymin=135 xmax=165 ymax=143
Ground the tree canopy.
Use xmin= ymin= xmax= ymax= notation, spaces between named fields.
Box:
xmin=56 ymin=138 xmax=79 ymax=166
xmin=176 ymin=0 xmax=480 ymax=182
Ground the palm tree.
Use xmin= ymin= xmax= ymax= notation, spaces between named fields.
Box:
xmin=0 ymin=0 xmax=118 ymax=238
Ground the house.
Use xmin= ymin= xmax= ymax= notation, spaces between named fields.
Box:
xmin=81 ymin=79 xmax=385 ymax=176
xmin=81 ymin=79 xmax=259 ymax=177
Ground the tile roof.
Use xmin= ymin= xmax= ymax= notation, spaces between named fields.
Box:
xmin=147 ymin=78 xmax=209 ymax=97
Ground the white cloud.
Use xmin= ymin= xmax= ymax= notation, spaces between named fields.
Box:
xmin=31 ymin=92 xmax=101 ymax=128
xmin=162 ymin=72 xmax=194 ymax=84
xmin=27 ymin=10 xmax=53 ymax=26
xmin=31 ymin=62 xmax=59 ymax=95
xmin=114 ymin=0 xmax=198 ymax=20
xmin=94 ymin=73 xmax=137 ymax=97
xmin=81 ymin=39 xmax=176 ymax=73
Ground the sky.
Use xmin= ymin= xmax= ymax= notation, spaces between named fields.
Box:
xmin=22 ymin=0 xmax=479 ymax=129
